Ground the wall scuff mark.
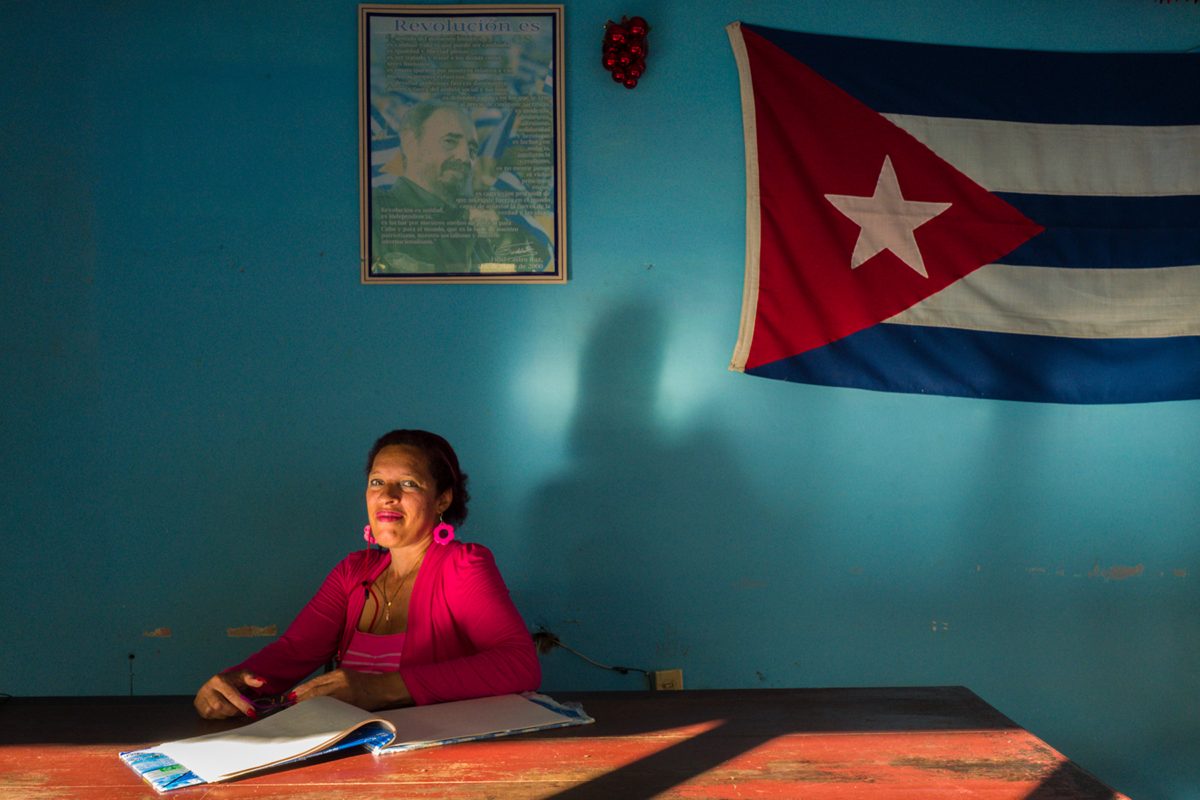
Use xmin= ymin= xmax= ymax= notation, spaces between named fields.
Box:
xmin=1102 ymin=564 xmax=1144 ymax=581
xmin=226 ymin=624 xmax=278 ymax=637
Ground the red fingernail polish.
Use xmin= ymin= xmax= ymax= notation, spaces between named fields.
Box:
xmin=286 ymin=692 xmax=298 ymax=704
xmin=246 ymin=708 xmax=258 ymax=719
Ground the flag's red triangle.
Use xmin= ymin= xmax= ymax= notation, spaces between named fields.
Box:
xmin=741 ymin=27 xmax=1044 ymax=370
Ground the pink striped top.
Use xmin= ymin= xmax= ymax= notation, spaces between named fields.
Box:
xmin=339 ymin=629 xmax=406 ymax=674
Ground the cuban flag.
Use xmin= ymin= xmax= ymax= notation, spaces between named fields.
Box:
xmin=726 ymin=22 xmax=1200 ymax=403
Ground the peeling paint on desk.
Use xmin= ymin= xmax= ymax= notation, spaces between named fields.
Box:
xmin=226 ymin=624 xmax=277 ymax=637
xmin=0 ymin=790 xmax=50 ymax=800
xmin=721 ymin=759 xmax=863 ymax=784
xmin=891 ymin=755 xmax=1047 ymax=782
xmin=141 ymin=627 xmax=171 ymax=638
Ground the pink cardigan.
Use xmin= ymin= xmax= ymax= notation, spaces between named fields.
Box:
xmin=229 ymin=541 xmax=540 ymax=705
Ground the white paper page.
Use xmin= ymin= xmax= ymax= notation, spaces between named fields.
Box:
xmin=156 ymin=697 xmax=388 ymax=783
xmin=376 ymin=694 xmax=583 ymax=749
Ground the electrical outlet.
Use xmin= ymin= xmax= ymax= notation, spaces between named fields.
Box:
xmin=651 ymin=669 xmax=683 ymax=691
xmin=532 ymin=629 xmax=559 ymax=655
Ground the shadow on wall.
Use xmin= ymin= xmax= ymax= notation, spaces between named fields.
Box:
xmin=522 ymin=299 xmax=800 ymax=682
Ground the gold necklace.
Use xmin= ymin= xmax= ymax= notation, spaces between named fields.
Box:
xmin=379 ymin=558 xmax=422 ymax=624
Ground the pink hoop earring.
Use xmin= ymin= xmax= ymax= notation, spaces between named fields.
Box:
xmin=363 ymin=524 xmax=377 ymax=546
xmin=432 ymin=519 xmax=455 ymax=545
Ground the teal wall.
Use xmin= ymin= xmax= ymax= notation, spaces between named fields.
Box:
xmin=3 ymin=1 xmax=1198 ymax=797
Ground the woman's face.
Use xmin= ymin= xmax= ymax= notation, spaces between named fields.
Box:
xmin=365 ymin=444 xmax=452 ymax=549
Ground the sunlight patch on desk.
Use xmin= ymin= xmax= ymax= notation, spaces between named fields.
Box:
xmin=554 ymin=719 xmax=730 ymax=774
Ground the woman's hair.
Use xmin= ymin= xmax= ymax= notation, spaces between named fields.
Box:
xmin=365 ymin=430 xmax=470 ymax=526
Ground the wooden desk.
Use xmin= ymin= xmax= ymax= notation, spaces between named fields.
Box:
xmin=0 ymin=687 xmax=1126 ymax=799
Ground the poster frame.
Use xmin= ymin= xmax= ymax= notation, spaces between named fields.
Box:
xmin=358 ymin=4 xmax=567 ymax=284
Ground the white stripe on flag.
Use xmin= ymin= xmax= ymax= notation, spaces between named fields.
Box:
xmin=885 ymin=114 xmax=1200 ymax=196
xmin=889 ymin=263 xmax=1200 ymax=338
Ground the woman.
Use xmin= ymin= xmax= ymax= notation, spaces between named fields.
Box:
xmin=193 ymin=430 xmax=540 ymax=719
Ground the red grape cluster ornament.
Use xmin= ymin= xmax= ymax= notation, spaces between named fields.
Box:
xmin=602 ymin=16 xmax=650 ymax=89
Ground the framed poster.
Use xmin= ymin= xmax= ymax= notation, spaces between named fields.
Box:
xmin=359 ymin=4 xmax=566 ymax=284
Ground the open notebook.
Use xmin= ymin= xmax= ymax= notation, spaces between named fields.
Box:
xmin=119 ymin=692 xmax=593 ymax=792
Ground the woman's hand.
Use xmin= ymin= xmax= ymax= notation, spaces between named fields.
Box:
xmin=290 ymin=669 xmax=411 ymax=711
xmin=193 ymin=670 xmax=265 ymax=719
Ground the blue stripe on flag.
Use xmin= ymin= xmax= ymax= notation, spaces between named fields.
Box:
xmin=743 ymin=24 xmax=1200 ymax=125
xmin=748 ymin=323 xmax=1200 ymax=404
xmin=997 ymin=194 xmax=1200 ymax=269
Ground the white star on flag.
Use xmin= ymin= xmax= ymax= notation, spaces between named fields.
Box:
xmin=825 ymin=155 xmax=951 ymax=278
